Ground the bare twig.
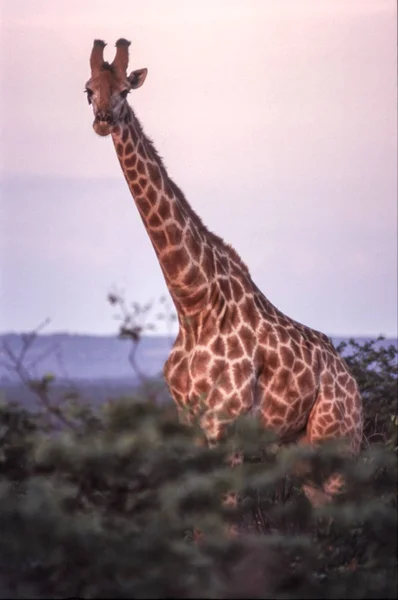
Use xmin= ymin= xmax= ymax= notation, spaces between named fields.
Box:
xmin=1 ymin=320 xmax=76 ymax=430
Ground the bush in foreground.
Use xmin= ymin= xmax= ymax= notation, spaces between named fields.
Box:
xmin=0 ymin=337 xmax=396 ymax=598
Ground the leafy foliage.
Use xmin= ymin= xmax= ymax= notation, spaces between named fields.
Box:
xmin=0 ymin=334 xmax=397 ymax=598
xmin=336 ymin=337 xmax=398 ymax=447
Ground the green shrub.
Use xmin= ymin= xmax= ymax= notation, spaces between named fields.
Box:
xmin=0 ymin=337 xmax=396 ymax=599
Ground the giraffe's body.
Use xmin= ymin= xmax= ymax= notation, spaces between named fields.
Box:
xmin=85 ymin=39 xmax=363 ymax=506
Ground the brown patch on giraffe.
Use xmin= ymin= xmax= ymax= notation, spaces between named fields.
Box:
xmin=192 ymin=350 xmax=210 ymax=376
xmin=297 ymin=369 xmax=315 ymax=394
xmin=227 ymin=335 xmax=244 ymax=360
xmin=211 ymin=337 xmax=226 ymax=357
xmin=170 ymin=349 xmax=184 ymax=366
xmin=200 ymin=248 xmax=213 ymax=275
xmin=273 ymin=368 xmax=291 ymax=394
xmin=231 ymin=278 xmax=245 ymax=303
xmin=195 ymin=378 xmax=209 ymax=397
xmin=208 ymin=280 xmax=221 ymax=304
xmin=147 ymin=186 xmax=157 ymax=204
xmin=219 ymin=373 xmax=234 ymax=393
xmin=291 ymin=340 xmax=303 ymax=360
xmin=210 ymin=359 xmax=228 ymax=383
xmin=148 ymin=213 xmax=162 ymax=228
xmin=208 ymin=388 xmax=223 ymax=409
xmin=182 ymin=265 xmax=205 ymax=287
xmin=168 ymin=358 xmax=189 ymax=395
xmin=122 ymin=128 xmax=129 ymax=143
xmin=124 ymin=142 xmax=134 ymax=155
xmin=294 ymin=360 xmax=307 ymax=375
xmin=267 ymin=351 xmax=279 ymax=371
xmin=137 ymin=159 xmax=146 ymax=175
xmin=112 ymin=125 xmax=121 ymax=136
xmin=346 ymin=396 xmax=354 ymax=413
xmin=347 ymin=379 xmax=356 ymax=394
xmin=239 ymin=296 xmax=261 ymax=328
xmin=334 ymin=381 xmax=345 ymax=398
xmin=300 ymin=393 xmax=315 ymax=414
xmin=158 ymin=197 xmax=171 ymax=220
xmin=215 ymin=257 xmax=226 ymax=277
xmin=125 ymin=155 xmax=137 ymax=168
xmin=232 ymin=358 xmax=252 ymax=388
xmin=226 ymin=397 xmax=241 ymax=415
xmin=136 ymin=197 xmax=151 ymax=216
xmin=147 ymin=162 xmax=162 ymax=188
xmin=238 ymin=325 xmax=254 ymax=356
xmin=184 ymin=333 xmax=195 ymax=353
xmin=257 ymin=321 xmax=272 ymax=344
xmin=302 ymin=345 xmax=312 ymax=365
xmin=182 ymin=287 xmax=208 ymax=311
xmin=278 ymin=327 xmax=290 ymax=345
xmin=322 ymin=371 xmax=334 ymax=386
xmin=130 ymin=183 xmax=142 ymax=197
xmin=150 ymin=229 xmax=168 ymax=251
xmin=324 ymin=423 xmax=340 ymax=436
xmin=267 ymin=332 xmax=278 ymax=349
xmin=162 ymin=247 xmax=189 ymax=277
xmin=116 ymin=142 xmax=124 ymax=155
xmin=219 ymin=309 xmax=232 ymax=336
xmin=317 ymin=416 xmax=329 ymax=428
xmin=321 ymin=401 xmax=333 ymax=413
xmin=280 ymin=346 xmax=295 ymax=369
xmin=266 ymin=394 xmax=288 ymax=418
xmin=332 ymin=402 xmax=344 ymax=419
xmin=338 ymin=373 xmax=350 ymax=386
xmin=185 ymin=232 xmax=202 ymax=257
xmin=291 ymin=328 xmax=303 ymax=345
xmin=165 ymin=224 xmax=183 ymax=246
xmin=127 ymin=169 xmax=138 ymax=180
xmin=138 ymin=177 xmax=147 ymax=190
xmin=219 ymin=277 xmax=232 ymax=300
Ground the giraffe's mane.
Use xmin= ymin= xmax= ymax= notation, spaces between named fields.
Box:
xmin=129 ymin=106 xmax=251 ymax=277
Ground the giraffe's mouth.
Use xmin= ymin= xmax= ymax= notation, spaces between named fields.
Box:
xmin=93 ymin=119 xmax=113 ymax=137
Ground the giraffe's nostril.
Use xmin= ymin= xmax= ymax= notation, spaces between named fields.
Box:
xmin=95 ymin=112 xmax=112 ymax=124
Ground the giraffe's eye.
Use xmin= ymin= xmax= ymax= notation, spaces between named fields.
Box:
xmin=85 ymin=88 xmax=94 ymax=105
xmin=120 ymin=89 xmax=130 ymax=99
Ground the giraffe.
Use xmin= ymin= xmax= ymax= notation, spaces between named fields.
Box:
xmin=84 ymin=38 xmax=363 ymax=509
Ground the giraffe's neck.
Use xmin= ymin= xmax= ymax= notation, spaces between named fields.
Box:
xmin=111 ymin=104 xmax=250 ymax=321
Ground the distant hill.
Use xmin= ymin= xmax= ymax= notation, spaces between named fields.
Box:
xmin=1 ymin=333 xmax=396 ymax=383
xmin=0 ymin=333 xmax=175 ymax=382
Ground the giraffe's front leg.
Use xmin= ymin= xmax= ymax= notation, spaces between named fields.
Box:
xmin=197 ymin=391 xmax=255 ymax=538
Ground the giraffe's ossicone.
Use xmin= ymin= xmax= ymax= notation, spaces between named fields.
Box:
xmin=85 ymin=38 xmax=363 ymax=508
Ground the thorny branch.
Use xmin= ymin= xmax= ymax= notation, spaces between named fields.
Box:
xmin=107 ymin=289 xmax=177 ymax=387
xmin=0 ymin=318 xmax=76 ymax=430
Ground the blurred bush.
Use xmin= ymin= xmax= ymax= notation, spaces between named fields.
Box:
xmin=0 ymin=336 xmax=396 ymax=599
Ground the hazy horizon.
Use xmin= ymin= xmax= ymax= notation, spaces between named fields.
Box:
xmin=1 ymin=0 xmax=397 ymax=339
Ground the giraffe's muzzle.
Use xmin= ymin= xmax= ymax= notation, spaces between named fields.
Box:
xmin=93 ymin=113 xmax=113 ymax=137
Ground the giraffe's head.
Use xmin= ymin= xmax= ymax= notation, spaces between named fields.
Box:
xmin=85 ymin=38 xmax=147 ymax=137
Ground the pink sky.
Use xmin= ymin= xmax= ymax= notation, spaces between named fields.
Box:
xmin=0 ymin=0 xmax=397 ymax=337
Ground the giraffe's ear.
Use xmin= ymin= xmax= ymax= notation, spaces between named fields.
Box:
xmin=128 ymin=68 xmax=148 ymax=89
